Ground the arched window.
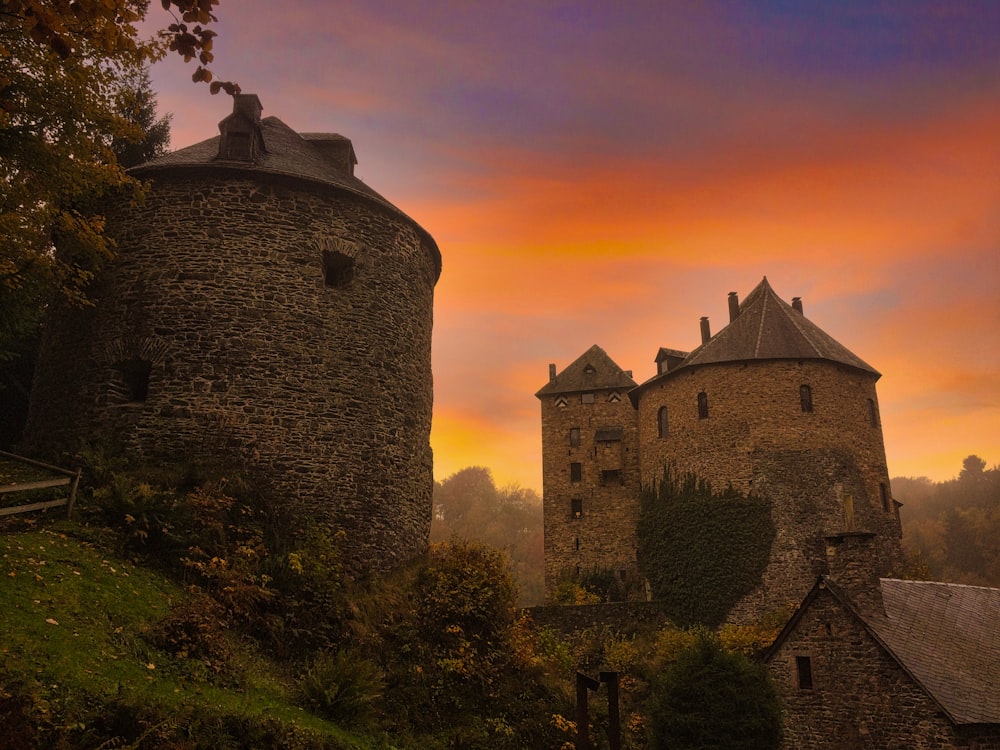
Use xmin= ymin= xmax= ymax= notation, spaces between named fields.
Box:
xmin=697 ymin=391 xmax=709 ymax=420
xmin=117 ymin=358 xmax=151 ymax=403
xmin=800 ymin=384 xmax=813 ymax=413
xmin=657 ymin=406 xmax=669 ymax=438
xmin=322 ymin=249 xmax=355 ymax=288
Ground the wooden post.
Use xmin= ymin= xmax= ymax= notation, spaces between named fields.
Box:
xmin=576 ymin=671 xmax=600 ymax=750
xmin=601 ymin=671 xmax=622 ymax=750
xmin=67 ymin=468 xmax=81 ymax=519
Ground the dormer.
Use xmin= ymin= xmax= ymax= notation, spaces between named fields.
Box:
xmin=217 ymin=94 xmax=265 ymax=162
xmin=302 ymin=134 xmax=358 ymax=176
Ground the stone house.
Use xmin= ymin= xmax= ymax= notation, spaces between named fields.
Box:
xmin=765 ymin=532 xmax=1000 ymax=749
xmin=537 ymin=278 xmax=903 ymax=617
xmin=26 ymin=95 xmax=440 ymax=573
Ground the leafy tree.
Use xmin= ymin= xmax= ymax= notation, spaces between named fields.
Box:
xmin=647 ymin=630 xmax=782 ymax=750
xmin=1 ymin=0 xmax=232 ymax=365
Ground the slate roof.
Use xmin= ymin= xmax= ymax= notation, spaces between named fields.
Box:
xmin=131 ymin=113 xmax=440 ymax=274
xmin=867 ymin=579 xmax=1000 ymax=725
xmin=631 ymin=278 xmax=878 ymax=404
xmin=536 ymin=345 xmax=637 ymax=397
xmin=769 ymin=577 xmax=1000 ymax=725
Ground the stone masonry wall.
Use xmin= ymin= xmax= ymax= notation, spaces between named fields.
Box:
xmin=635 ymin=360 xmax=903 ymax=620
xmin=26 ymin=170 xmax=437 ymax=573
xmin=540 ymin=388 xmax=640 ymax=599
xmin=768 ymin=586 xmax=1000 ymax=749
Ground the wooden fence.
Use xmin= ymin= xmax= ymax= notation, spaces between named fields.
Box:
xmin=0 ymin=450 xmax=81 ymax=519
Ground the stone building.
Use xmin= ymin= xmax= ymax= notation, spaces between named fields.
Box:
xmin=765 ymin=532 xmax=1000 ymax=749
xmin=26 ymin=95 xmax=441 ymax=573
xmin=537 ymin=278 xmax=903 ymax=616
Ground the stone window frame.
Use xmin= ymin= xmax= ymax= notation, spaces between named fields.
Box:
xmin=569 ymin=427 xmax=581 ymax=448
xmin=657 ymin=405 xmax=669 ymax=438
xmin=697 ymin=391 xmax=709 ymax=420
xmin=112 ymin=357 xmax=152 ymax=404
xmin=800 ymin=384 xmax=813 ymax=413
xmin=571 ymin=498 xmax=583 ymax=519
xmin=792 ymin=654 xmax=814 ymax=690
xmin=322 ymin=249 xmax=356 ymax=288
xmin=570 ymin=462 xmax=582 ymax=482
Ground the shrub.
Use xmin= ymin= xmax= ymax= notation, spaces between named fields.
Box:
xmin=298 ymin=649 xmax=384 ymax=726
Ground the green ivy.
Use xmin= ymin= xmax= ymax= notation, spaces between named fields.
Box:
xmin=637 ymin=468 xmax=775 ymax=627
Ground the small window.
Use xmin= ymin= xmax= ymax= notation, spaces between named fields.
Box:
xmin=867 ymin=398 xmax=879 ymax=426
xmin=222 ymin=131 xmax=251 ymax=160
xmin=880 ymin=483 xmax=890 ymax=513
xmin=575 ymin=536 xmax=580 ymax=550
xmin=118 ymin=358 xmax=151 ymax=403
xmin=697 ymin=391 xmax=709 ymax=420
xmin=795 ymin=656 xmax=814 ymax=690
xmin=322 ymin=249 xmax=355 ymax=288
xmin=800 ymin=384 xmax=813 ymax=413
xmin=570 ymin=463 xmax=582 ymax=482
xmin=581 ymin=392 xmax=595 ymax=404
xmin=657 ymin=406 xmax=669 ymax=438
xmin=571 ymin=499 xmax=583 ymax=519
xmin=569 ymin=428 xmax=580 ymax=448
xmin=601 ymin=469 xmax=622 ymax=486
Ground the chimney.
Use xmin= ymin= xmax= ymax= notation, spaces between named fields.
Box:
xmin=700 ymin=316 xmax=711 ymax=344
xmin=728 ymin=292 xmax=740 ymax=322
xmin=792 ymin=297 xmax=803 ymax=314
xmin=548 ymin=363 xmax=556 ymax=383
xmin=232 ymin=93 xmax=263 ymax=123
xmin=824 ymin=531 xmax=884 ymax=616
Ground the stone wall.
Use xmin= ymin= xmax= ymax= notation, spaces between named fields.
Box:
xmin=539 ymin=388 xmax=640 ymax=598
xmin=26 ymin=169 xmax=438 ymax=573
xmin=635 ymin=359 xmax=903 ymax=620
xmin=768 ymin=585 xmax=1000 ymax=749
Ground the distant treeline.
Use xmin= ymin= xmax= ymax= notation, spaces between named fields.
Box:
xmin=893 ymin=455 xmax=999 ymax=587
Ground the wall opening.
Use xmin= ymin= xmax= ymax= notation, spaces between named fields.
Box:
xmin=867 ymin=398 xmax=879 ymax=427
xmin=657 ymin=406 xmax=669 ymax=438
xmin=800 ymin=384 xmax=813 ymax=413
xmin=117 ymin=358 xmax=151 ymax=403
xmin=571 ymin=499 xmax=583 ymax=519
xmin=698 ymin=391 xmax=709 ymax=419
xmin=570 ymin=462 xmax=582 ymax=482
xmin=569 ymin=427 xmax=580 ymax=447
xmin=601 ymin=469 xmax=622 ymax=486
xmin=322 ymin=249 xmax=356 ymax=288
xmin=795 ymin=655 xmax=814 ymax=690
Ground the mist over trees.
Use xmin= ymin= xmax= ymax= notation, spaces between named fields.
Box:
xmin=894 ymin=455 xmax=1000 ymax=586
xmin=431 ymin=467 xmax=544 ymax=605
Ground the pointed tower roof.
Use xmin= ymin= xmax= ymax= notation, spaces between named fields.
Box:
xmin=681 ymin=277 xmax=878 ymax=374
xmin=536 ymin=345 xmax=637 ymax=397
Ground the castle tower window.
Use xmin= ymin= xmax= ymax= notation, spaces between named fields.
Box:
xmin=572 ymin=499 xmax=583 ymax=518
xmin=569 ymin=427 xmax=580 ymax=447
xmin=795 ymin=655 xmax=814 ymax=690
xmin=570 ymin=462 xmax=582 ymax=482
xmin=581 ymin=392 xmax=595 ymax=404
xmin=868 ymin=398 xmax=879 ymax=426
xmin=657 ymin=406 xmax=669 ymax=438
xmin=601 ymin=469 xmax=622 ymax=486
xmin=880 ymin=483 xmax=890 ymax=512
xmin=697 ymin=391 xmax=709 ymax=419
xmin=322 ymin=249 xmax=355 ymax=288
xmin=575 ymin=536 xmax=580 ymax=550
xmin=117 ymin=358 xmax=151 ymax=403
xmin=800 ymin=384 xmax=813 ymax=413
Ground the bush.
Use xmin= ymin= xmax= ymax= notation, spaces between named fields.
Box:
xmin=299 ymin=649 xmax=384 ymax=726
xmin=647 ymin=630 xmax=782 ymax=750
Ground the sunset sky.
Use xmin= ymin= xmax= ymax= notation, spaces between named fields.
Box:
xmin=147 ymin=1 xmax=1000 ymax=493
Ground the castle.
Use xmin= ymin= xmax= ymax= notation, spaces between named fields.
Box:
xmin=537 ymin=278 xmax=904 ymax=619
xmin=26 ymin=95 xmax=440 ymax=573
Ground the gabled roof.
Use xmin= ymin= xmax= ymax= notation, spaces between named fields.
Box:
xmin=631 ymin=278 xmax=878 ymax=404
xmin=536 ymin=345 xmax=637 ymax=397
xmin=131 ymin=115 xmax=440 ymax=277
xmin=767 ymin=577 xmax=1000 ymax=725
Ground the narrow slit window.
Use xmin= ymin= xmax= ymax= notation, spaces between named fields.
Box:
xmin=868 ymin=398 xmax=879 ymax=427
xmin=697 ymin=391 xmax=709 ymax=420
xmin=571 ymin=499 xmax=583 ymax=519
xmin=657 ymin=406 xmax=669 ymax=438
xmin=880 ymin=483 xmax=890 ymax=513
xmin=569 ymin=428 xmax=580 ymax=448
xmin=800 ymin=384 xmax=813 ymax=413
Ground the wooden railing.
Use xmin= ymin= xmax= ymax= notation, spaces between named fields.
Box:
xmin=0 ymin=450 xmax=81 ymax=519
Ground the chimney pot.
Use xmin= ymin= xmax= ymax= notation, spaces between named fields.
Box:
xmin=548 ymin=363 xmax=556 ymax=382
xmin=728 ymin=292 xmax=740 ymax=322
xmin=700 ymin=316 xmax=711 ymax=344
xmin=792 ymin=297 xmax=803 ymax=314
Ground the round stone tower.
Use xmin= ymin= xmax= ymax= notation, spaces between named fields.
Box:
xmin=26 ymin=95 xmax=441 ymax=573
xmin=629 ymin=278 xmax=903 ymax=618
